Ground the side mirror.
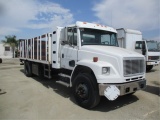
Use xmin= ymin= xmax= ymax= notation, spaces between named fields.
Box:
xmin=142 ymin=42 xmax=146 ymax=55
xmin=142 ymin=42 xmax=145 ymax=49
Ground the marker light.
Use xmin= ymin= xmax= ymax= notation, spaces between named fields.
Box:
xmin=93 ymin=57 xmax=98 ymax=62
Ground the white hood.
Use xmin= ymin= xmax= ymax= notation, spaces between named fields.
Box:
xmin=78 ymin=45 xmax=145 ymax=79
xmin=148 ymin=51 xmax=160 ymax=56
xmin=81 ymin=45 xmax=144 ymax=58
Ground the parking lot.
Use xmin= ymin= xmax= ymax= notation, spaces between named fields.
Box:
xmin=0 ymin=58 xmax=159 ymax=119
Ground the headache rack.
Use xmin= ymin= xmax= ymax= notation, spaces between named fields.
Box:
xmin=19 ymin=33 xmax=52 ymax=64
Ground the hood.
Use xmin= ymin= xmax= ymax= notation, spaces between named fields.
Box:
xmin=81 ymin=45 xmax=144 ymax=58
xmin=148 ymin=51 xmax=160 ymax=56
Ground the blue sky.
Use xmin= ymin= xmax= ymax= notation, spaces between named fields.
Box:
xmin=0 ymin=0 xmax=159 ymax=41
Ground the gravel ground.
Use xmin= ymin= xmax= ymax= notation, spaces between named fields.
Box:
xmin=0 ymin=58 xmax=159 ymax=119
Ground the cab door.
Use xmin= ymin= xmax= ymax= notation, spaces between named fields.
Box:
xmin=135 ymin=41 xmax=143 ymax=54
xmin=135 ymin=41 xmax=146 ymax=55
xmin=61 ymin=27 xmax=78 ymax=70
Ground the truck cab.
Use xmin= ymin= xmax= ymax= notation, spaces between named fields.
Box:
xmin=135 ymin=40 xmax=160 ymax=71
xmin=117 ymin=28 xmax=160 ymax=71
xmin=56 ymin=22 xmax=146 ymax=107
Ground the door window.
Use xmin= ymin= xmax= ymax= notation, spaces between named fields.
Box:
xmin=67 ymin=28 xmax=77 ymax=46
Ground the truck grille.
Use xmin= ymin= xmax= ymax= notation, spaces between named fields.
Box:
xmin=123 ymin=58 xmax=145 ymax=77
xmin=151 ymin=56 xmax=159 ymax=60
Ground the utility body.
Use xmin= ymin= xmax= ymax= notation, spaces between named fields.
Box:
xmin=19 ymin=21 xmax=146 ymax=109
xmin=117 ymin=28 xmax=160 ymax=71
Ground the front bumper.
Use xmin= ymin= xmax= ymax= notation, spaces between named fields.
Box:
xmin=99 ymin=79 xmax=146 ymax=96
xmin=147 ymin=61 xmax=159 ymax=65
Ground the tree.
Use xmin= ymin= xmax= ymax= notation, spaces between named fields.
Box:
xmin=2 ymin=35 xmax=18 ymax=58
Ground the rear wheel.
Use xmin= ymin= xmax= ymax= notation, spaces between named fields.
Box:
xmin=24 ymin=61 xmax=32 ymax=77
xmin=146 ymin=65 xmax=153 ymax=72
xmin=72 ymin=73 xmax=100 ymax=109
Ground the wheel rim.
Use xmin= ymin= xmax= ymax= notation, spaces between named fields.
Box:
xmin=76 ymin=83 xmax=89 ymax=99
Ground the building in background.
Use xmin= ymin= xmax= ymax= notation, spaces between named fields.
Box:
xmin=158 ymin=42 xmax=160 ymax=50
xmin=0 ymin=43 xmax=13 ymax=58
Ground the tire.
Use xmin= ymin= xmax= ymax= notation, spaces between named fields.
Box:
xmin=126 ymin=92 xmax=135 ymax=96
xmin=0 ymin=58 xmax=2 ymax=63
xmin=72 ymin=73 xmax=100 ymax=109
xmin=146 ymin=65 xmax=153 ymax=72
xmin=38 ymin=64 xmax=44 ymax=79
xmin=24 ymin=61 xmax=32 ymax=77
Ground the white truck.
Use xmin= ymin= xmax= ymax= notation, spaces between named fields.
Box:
xmin=117 ymin=28 xmax=160 ymax=71
xmin=19 ymin=21 xmax=146 ymax=109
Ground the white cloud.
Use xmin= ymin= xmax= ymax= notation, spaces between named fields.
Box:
xmin=93 ymin=0 xmax=159 ymax=31
xmin=0 ymin=0 xmax=74 ymax=36
xmin=0 ymin=27 xmax=20 ymax=36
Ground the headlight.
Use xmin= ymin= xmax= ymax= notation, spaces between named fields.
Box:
xmin=148 ymin=56 xmax=151 ymax=60
xmin=102 ymin=67 xmax=110 ymax=74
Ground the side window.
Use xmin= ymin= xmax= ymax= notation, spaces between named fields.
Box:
xmin=5 ymin=46 xmax=10 ymax=51
xmin=67 ymin=28 xmax=77 ymax=46
xmin=73 ymin=28 xmax=77 ymax=45
xmin=135 ymin=41 xmax=142 ymax=49
xmin=67 ymin=28 xmax=72 ymax=45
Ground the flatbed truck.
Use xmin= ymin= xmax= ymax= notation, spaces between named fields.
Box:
xmin=19 ymin=21 xmax=146 ymax=109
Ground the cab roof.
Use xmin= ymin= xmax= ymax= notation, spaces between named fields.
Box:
xmin=66 ymin=21 xmax=117 ymax=33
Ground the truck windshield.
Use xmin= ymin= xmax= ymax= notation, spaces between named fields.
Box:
xmin=80 ymin=28 xmax=118 ymax=46
xmin=146 ymin=41 xmax=159 ymax=52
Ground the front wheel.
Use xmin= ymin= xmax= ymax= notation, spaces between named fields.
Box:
xmin=72 ymin=73 xmax=100 ymax=109
xmin=146 ymin=65 xmax=153 ymax=72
